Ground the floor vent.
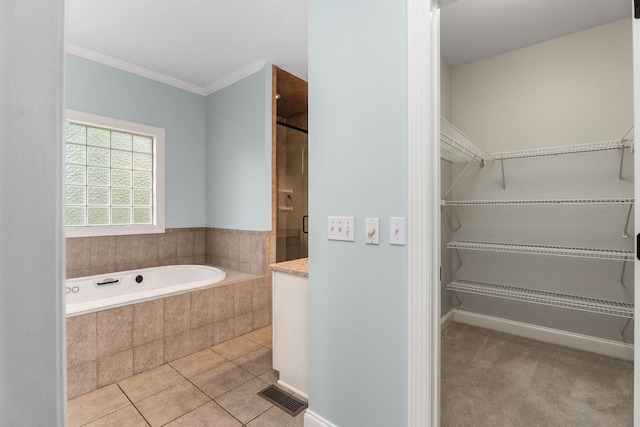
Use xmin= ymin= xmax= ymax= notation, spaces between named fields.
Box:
xmin=257 ymin=385 xmax=308 ymax=417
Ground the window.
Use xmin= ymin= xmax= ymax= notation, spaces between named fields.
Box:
xmin=65 ymin=110 xmax=165 ymax=237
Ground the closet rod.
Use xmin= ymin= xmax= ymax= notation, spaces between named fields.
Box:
xmin=276 ymin=121 xmax=308 ymax=134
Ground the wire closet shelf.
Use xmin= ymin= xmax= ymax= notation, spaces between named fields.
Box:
xmin=447 ymin=241 xmax=634 ymax=261
xmin=447 ymin=279 xmax=634 ymax=318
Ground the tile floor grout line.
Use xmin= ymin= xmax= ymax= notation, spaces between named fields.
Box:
xmin=117 ymin=383 xmax=153 ymax=427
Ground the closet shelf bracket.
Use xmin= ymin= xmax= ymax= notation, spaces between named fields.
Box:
xmin=443 ymin=161 xmax=473 ymax=199
xmin=619 ymin=261 xmax=627 ymax=288
xmin=619 ymin=318 xmax=632 ymax=341
xmin=618 ymin=125 xmax=635 ymax=183
xmin=500 ymin=157 xmax=506 ymax=192
xmin=622 ymin=204 xmax=633 ymax=239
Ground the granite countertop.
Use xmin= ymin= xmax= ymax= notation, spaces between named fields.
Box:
xmin=269 ymin=257 xmax=308 ymax=277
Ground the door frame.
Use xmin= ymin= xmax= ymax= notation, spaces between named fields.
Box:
xmin=411 ymin=2 xmax=640 ymax=426
xmin=407 ymin=0 xmax=440 ymax=425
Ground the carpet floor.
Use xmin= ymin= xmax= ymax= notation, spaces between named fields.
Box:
xmin=441 ymin=322 xmax=633 ymax=427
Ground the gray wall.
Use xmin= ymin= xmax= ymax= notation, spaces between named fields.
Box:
xmin=308 ymin=0 xmax=408 ymax=425
xmin=206 ymin=67 xmax=272 ymax=231
xmin=66 ymin=55 xmax=207 ymax=228
xmin=0 ymin=0 xmax=66 ymax=424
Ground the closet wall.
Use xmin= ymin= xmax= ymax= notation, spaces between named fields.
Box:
xmin=441 ymin=18 xmax=635 ymax=347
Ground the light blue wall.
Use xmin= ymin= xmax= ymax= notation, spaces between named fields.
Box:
xmin=205 ymin=67 xmax=272 ymax=230
xmin=308 ymin=0 xmax=408 ymax=425
xmin=65 ymin=55 xmax=207 ymax=228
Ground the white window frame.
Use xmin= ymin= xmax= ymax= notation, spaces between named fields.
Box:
xmin=64 ymin=110 xmax=165 ymax=237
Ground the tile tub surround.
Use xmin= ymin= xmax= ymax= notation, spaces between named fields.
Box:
xmin=66 ymin=228 xmax=207 ymax=279
xmin=66 ymin=227 xmax=270 ymax=278
xmin=206 ymin=228 xmax=268 ymax=276
xmin=66 ymin=268 xmax=273 ymax=399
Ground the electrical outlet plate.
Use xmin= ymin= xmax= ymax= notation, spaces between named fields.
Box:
xmin=390 ymin=217 xmax=406 ymax=245
xmin=365 ymin=218 xmax=380 ymax=245
xmin=328 ymin=216 xmax=355 ymax=241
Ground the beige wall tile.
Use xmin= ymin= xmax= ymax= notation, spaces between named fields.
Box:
xmin=194 ymin=255 xmax=206 ymax=264
xmin=213 ymin=318 xmax=236 ymax=345
xmin=227 ymin=233 xmax=239 ymax=262
xmin=190 ymin=288 xmax=214 ymax=328
xmin=115 ymin=235 xmax=140 ymax=265
xmin=252 ymin=307 xmax=271 ymax=330
xmin=133 ymin=340 xmax=164 ymax=375
xmin=235 ymin=281 xmax=253 ymax=315
xmin=67 ymin=237 xmax=91 ymax=272
xmin=139 ymin=234 xmax=159 ymax=266
xmin=164 ymin=293 xmax=190 ymax=336
xmin=133 ymin=299 xmax=164 ymax=347
xmin=90 ymin=236 xmax=116 ymax=268
xmin=250 ymin=235 xmax=264 ymax=266
xmin=67 ymin=313 xmax=97 ymax=368
xmin=164 ymin=331 xmax=191 ymax=363
xmin=67 ymin=361 xmax=97 ymax=400
xmin=235 ymin=313 xmax=253 ymax=336
xmin=194 ymin=231 xmax=205 ymax=256
xmin=177 ymin=256 xmax=194 ymax=265
xmin=191 ymin=324 xmax=215 ymax=352
xmin=238 ymin=234 xmax=251 ymax=263
xmin=97 ymin=349 xmax=133 ymax=387
xmin=90 ymin=265 xmax=117 ymax=276
xmin=67 ymin=268 xmax=92 ymax=279
xmin=249 ymin=263 xmax=264 ymax=276
xmin=177 ymin=231 xmax=195 ymax=258
xmin=253 ymin=278 xmax=271 ymax=311
xmin=213 ymin=284 xmax=235 ymax=322
xmin=97 ymin=306 xmax=132 ymax=358
xmin=158 ymin=233 xmax=177 ymax=260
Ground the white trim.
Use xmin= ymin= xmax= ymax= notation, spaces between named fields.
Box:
xmin=407 ymin=1 xmax=439 ymax=426
xmin=452 ymin=310 xmax=634 ymax=361
xmin=67 ymin=44 xmax=205 ymax=95
xmin=203 ymin=59 xmax=266 ymax=95
xmin=64 ymin=110 xmax=165 ymax=238
xmin=631 ymin=6 xmax=640 ymax=420
xmin=304 ymin=410 xmax=337 ymax=427
xmin=440 ymin=309 xmax=454 ymax=333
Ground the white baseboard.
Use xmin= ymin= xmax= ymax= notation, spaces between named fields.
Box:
xmin=440 ymin=309 xmax=454 ymax=333
xmin=304 ymin=410 xmax=337 ymax=427
xmin=276 ymin=379 xmax=309 ymax=400
xmin=452 ymin=309 xmax=634 ymax=361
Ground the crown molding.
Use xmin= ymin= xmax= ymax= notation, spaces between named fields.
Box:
xmin=67 ymin=44 xmax=206 ymax=96
xmin=203 ymin=59 xmax=266 ymax=95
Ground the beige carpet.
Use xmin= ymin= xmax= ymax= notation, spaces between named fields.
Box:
xmin=441 ymin=322 xmax=633 ymax=427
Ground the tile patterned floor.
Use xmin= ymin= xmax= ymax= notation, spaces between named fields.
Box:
xmin=68 ymin=326 xmax=305 ymax=427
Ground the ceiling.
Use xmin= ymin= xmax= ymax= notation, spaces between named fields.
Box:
xmin=67 ymin=1 xmax=632 ymax=94
xmin=441 ymin=0 xmax=632 ymax=65
xmin=66 ymin=0 xmax=308 ymax=94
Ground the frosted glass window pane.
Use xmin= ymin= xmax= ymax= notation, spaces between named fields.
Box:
xmin=111 ymin=169 xmax=132 ymax=188
xmin=88 ymin=207 xmax=109 ymax=225
xmin=66 ymin=123 xmax=86 ymax=144
xmin=87 ymin=147 xmax=110 ymax=167
xmin=65 ymin=165 xmax=86 ymax=185
xmin=133 ymin=171 xmax=152 ymax=189
xmin=111 ymin=207 xmax=131 ymax=225
xmin=112 ymin=150 xmax=132 ymax=169
xmin=65 ymin=207 xmax=85 ymax=226
xmin=112 ymin=188 xmax=131 ymax=206
xmin=87 ymin=127 xmax=110 ymax=147
xmin=65 ymin=186 xmax=85 ymax=205
xmin=133 ymin=189 xmax=151 ymax=206
xmin=133 ymin=135 xmax=152 ymax=153
xmin=66 ymin=144 xmax=86 ymax=165
xmin=111 ymin=131 xmax=132 ymax=150
xmin=87 ymin=187 xmax=109 ymax=205
xmin=87 ymin=167 xmax=110 ymax=186
xmin=133 ymin=153 xmax=152 ymax=171
xmin=133 ymin=207 xmax=151 ymax=224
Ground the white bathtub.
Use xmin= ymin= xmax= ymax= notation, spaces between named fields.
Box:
xmin=65 ymin=265 xmax=226 ymax=316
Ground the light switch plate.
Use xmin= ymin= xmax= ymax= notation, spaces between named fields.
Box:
xmin=365 ymin=218 xmax=380 ymax=245
xmin=390 ymin=217 xmax=406 ymax=245
xmin=328 ymin=216 xmax=355 ymax=241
